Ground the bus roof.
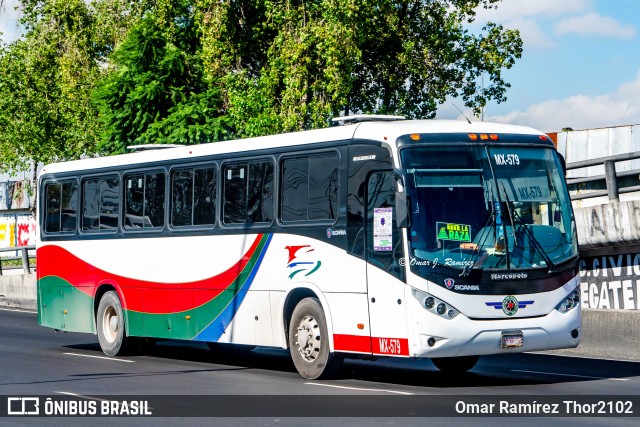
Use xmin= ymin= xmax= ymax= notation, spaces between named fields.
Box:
xmin=40 ymin=119 xmax=545 ymax=176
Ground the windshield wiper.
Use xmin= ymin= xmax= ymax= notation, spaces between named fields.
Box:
xmin=511 ymin=209 xmax=557 ymax=274
xmin=459 ymin=210 xmax=495 ymax=278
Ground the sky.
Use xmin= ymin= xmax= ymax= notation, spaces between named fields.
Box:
xmin=439 ymin=0 xmax=640 ymax=132
xmin=1 ymin=0 xmax=639 ymax=133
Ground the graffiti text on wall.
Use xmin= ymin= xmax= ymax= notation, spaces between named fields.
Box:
xmin=579 ymin=254 xmax=640 ymax=310
xmin=0 ymin=214 xmax=36 ymax=253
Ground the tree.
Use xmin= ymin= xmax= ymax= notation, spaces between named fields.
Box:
xmin=94 ymin=0 xmax=229 ymax=154
xmin=0 ymin=0 xmax=100 ymax=182
xmin=0 ymin=0 xmax=149 ymax=174
xmin=197 ymin=0 xmax=522 ymax=136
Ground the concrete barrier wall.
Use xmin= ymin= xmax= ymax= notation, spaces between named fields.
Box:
xmin=0 ymin=274 xmax=36 ymax=310
xmin=2 ymin=274 xmax=638 ymax=361
xmin=574 ymin=200 xmax=640 ymax=249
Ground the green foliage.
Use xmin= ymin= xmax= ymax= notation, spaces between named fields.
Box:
xmin=0 ymin=0 xmax=100 ymax=173
xmin=94 ymin=1 xmax=228 ymax=153
xmin=0 ymin=0 xmax=149 ymax=172
xmin=1 ymin=0 xmax=522 ymax=163
xmin=198 ymin=0 xmax=522 ymax=136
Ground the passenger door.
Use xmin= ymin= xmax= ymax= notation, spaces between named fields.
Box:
xmin=365 ymin=171 xmax=409 ymax=356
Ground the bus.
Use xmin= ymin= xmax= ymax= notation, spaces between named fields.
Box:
xmin=36 ymin=116 xmax=580 ymax=379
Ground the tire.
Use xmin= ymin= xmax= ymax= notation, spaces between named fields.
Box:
xmin=96 ymin=291 xmax=131 ymax=356
xmin=288 ymin=297 xmax=342 ymax=380
xmin=431 ymin=355 xmax=479 ymax=373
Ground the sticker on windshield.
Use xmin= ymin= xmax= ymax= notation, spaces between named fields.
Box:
xmin=436 ymin=222 xmax=471 ymax=242
xmin=493 ymin=153 xmax=520 ymax=166
xmin=374 ymin=208 xmax=393 ymax=251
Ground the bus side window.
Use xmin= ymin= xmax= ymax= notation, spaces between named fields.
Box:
xmin=366 ymin=170 xmax=405 ymax=281
xmin=171 ymin=170 xmax=194 ymax=226
xmin=247 ymin=162 xmax=273 ymax=223
xmin=124 ymin=172 xmax=164 ymax=229
xmin=223 ymin=161 xmax=273 ymax=225
xmin=45 ymin=183 xmax=62 ymax=233
xmin=281 ymin=157 xmax=308 ymax=222
xmin=171 ymin=166 xmax=217 ymax=227
xmin=82 ymin=176 xmax=120 ymax=232
xmin=280 ymin=153 xmax=338 ymax=223
xmin=193 ymin=167 xmax=216 ymax=225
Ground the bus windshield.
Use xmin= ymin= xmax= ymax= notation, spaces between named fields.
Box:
xmin=401 ymin=145 xmax=578 ymax=273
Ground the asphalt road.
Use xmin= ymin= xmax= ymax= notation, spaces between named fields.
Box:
xmin=1 ymin=308 xmax=639 ymax=426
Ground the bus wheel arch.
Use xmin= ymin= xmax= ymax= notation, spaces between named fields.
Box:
xmin=288 ymin=296 xmax=343 ymax=380
xmin=283 ymin=287 xmax=318 ymax=346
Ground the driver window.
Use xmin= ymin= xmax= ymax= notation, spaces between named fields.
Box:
xmin=366 ymin=171 xmax=405 ymax=281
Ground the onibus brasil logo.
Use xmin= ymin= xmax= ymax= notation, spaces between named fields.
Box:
xmin=285 ymin=245 xmax=322 ymax=279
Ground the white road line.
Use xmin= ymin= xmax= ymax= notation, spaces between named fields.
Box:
xmin=0 ymin=307 xmax=36 ymax=313
xmin=511 ymin=369 xmax=629 ymax=381
xmin=530 ymin=351 xmax=640 ymax=364
xmin=55 ymin=391 xmax=109 ymax=402
xmin=63 ymin=352 xmax=134 ymax=363
xmin=304 ymin=382 xmax=414 ymax=395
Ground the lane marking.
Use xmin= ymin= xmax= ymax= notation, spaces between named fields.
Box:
xmin=63 ymin=352 xmax=134 ymax=363
xmin=56 ymin=391 xmax=109 ymax=402
xmin=530 ymin=351 xmax=640 ymax=364
xmin=304 ymin=382 xmax=414 ymax=395
xmin=0 ymin=307 xmax=36 ymax=313
xmin=511 ymin=369 xmax=629 ymax=381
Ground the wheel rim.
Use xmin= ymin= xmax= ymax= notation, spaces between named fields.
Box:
xmin=102 ymin=305 xmax=119 ymax=344
xmin=295 ymin=315 xmax=321 ymax=362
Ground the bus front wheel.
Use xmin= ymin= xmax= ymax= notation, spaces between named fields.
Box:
xmin=431 ymin=355 xmax=479 ymax=373
xmin=288 ymin=297 xmax=342 ymax=380
xmin=97 ymin=291 xmax=130 ymax=357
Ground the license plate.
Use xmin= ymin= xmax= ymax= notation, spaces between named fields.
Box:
xmin=501 ymin=330 xmax=523 ymax=348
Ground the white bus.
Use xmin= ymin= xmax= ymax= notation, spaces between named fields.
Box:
xmin=37 ymin=116 xmax=580 ymax=379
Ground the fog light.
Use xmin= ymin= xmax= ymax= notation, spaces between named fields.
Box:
xmin=571 ymin=329 xmax=579 ymax=339
xmin=427 ymin=337 xmax=436 ymax=347
xmin=425 ymin=297 xmax=435 ymax=309
xmin=447 ymin=309 xmax=455 ymax=318
xmin=437 ymin=303 xmax=446 ymax=315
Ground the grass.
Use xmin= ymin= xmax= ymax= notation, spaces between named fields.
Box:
xmin=0 ymin=257 xmax=36 ymax=268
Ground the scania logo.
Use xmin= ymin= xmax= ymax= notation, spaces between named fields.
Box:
xmin=444 ymin=278 xmax=455 ymax=289
xmin=326 ymin=228 xmax=346 ymax=239
xmin=502 ymin=295 xmax=519 ymax=316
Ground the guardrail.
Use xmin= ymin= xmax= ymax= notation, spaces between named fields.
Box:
xmin=0 ymin=245 xmax=35 ymax=275
xmin=565 ymin=151 xmax=640 ymax=201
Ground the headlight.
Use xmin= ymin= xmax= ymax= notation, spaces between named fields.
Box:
xmin=555 ymin=287 xmax=581 ymax=313
xmin=411 ymin=288 xmax=460 ymax=320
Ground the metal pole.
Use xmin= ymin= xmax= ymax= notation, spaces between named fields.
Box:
xmin=21 ymin=247 xmax=31 ymax=274
xmin=604 ymin=159 xmax=619 ymax=201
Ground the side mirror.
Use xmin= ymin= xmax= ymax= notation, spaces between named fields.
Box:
xmin=395 ymin=192 xmax=411 ymax=228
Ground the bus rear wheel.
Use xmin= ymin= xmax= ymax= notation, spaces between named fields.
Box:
xmin=431 ymin=355 xmax=479 ymax=373
xmin=289 ymin=297 xmax=342 ymax=380
xmin=97 ymin=291 xmax=131 ymax=356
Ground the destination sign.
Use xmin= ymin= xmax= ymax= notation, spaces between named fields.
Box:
xmin=436 ymin=222 xmax=472 ymax=242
